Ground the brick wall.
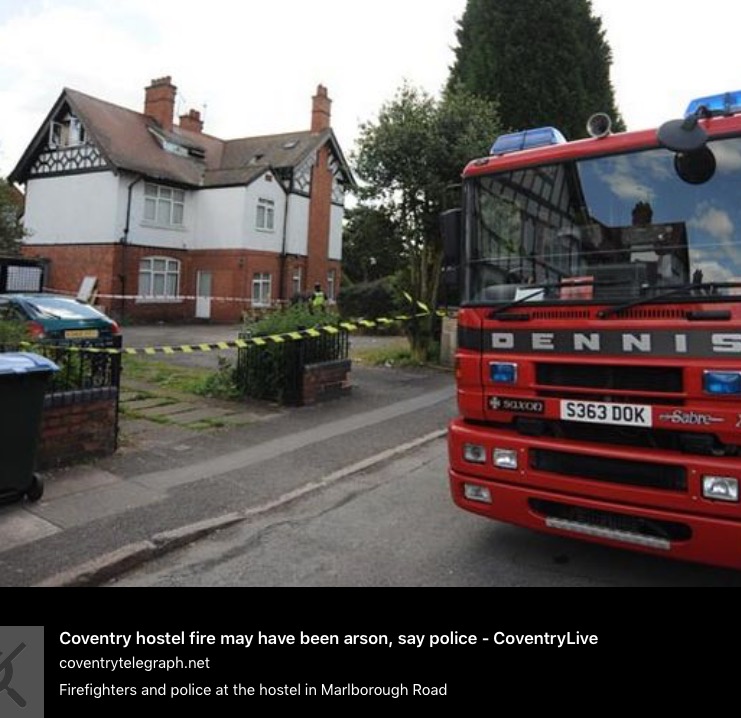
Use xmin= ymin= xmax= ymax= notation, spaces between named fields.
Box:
xmin=301 ymin=359 xmax=352 ymax=405
xmin=37 ymin=390 xmax=118 ymax=470
xmin=22 ymin=244 xmax=301 ymax=323
xmin=188 ymin=249 xmax=283 ymax=322
xmin=23 ymin=244 xmax=118 ymax=298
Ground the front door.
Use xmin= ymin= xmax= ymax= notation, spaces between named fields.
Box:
xmin=196 ymin=271 xmax=212 ymax=319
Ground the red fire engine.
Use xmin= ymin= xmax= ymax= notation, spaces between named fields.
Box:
xmin=443 ymin=92 xmax=741 ymax=570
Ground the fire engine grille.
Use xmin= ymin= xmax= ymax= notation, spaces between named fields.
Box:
xmin=530 ymin=449 xmax=687 ymax=491
xmin=536 ymin=363 xmax=683 ymax=393
xmin=526 ymin=308 xmax=686 ymax=321
xmin=528 ymin=310 xmax=591 ymax=321
xmin=529 ymin=499 xmax=692 ymax=542
xmin=512 ymin=416 xmax=720 ymax=454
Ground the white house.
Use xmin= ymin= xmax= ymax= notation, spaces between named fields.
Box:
xmin=9 ymin=75 xmax=355 ymax=322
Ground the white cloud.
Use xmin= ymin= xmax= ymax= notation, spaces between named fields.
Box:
xmin=690 ymin=203 xmax=734 ymax=242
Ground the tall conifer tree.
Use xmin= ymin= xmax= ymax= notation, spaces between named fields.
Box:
xmin=448 ymin=0 xmax=624 ymax=140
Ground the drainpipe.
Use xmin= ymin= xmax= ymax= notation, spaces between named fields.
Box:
xmin=120 ymin=175 xmax=143 ymax=322
xmin=279 ymin=187 xmax=290 ymax=303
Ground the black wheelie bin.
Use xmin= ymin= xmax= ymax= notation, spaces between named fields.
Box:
xmin=0 ymin=352 xmax=59 ymax=503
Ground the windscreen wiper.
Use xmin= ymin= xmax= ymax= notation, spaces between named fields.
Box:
xmin=597 ymin=281 xmax=741 ymax=318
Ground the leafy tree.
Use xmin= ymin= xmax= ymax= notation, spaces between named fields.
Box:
xmin=447 ymin=0 xmax=624 ymax=140
xmin=353 ymin=83 xmax=501 ymax=360
xmin=342 ymin=205 xmax=404 ymax=284
xmin=0 ymin=178 xmax=26 ymax=255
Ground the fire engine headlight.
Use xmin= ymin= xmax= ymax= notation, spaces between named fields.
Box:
xmin=490 ymin=362 xmax=517 ymax=383
xmin=493 ymin=448 xmax=518 ymax=470
xmin=703 ymin=370 xmax=741 ymax=395
xmin=702 ymin=476 xmax=739 ymax=502
xmin=463 ymin=443 xmax=487 ymax=464
xmin=463 ymin=483 xmax=492 ymax=503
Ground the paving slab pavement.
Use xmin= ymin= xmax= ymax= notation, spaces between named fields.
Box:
xmin=0 ymin=324 xmax=456 ymax=587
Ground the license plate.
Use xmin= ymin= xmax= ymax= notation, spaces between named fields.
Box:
xmin=560 ymin=399 xmax=652 ymax=427
xmin=64 ymin=329 xmax=99 ymax=339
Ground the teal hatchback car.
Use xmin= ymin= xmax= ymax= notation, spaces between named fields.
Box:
xmin=0 ymin=293 xmax=122 ymax=347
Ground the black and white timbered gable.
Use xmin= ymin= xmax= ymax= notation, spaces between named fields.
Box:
xmin=18 ymin=96 xmax=108 ymax=178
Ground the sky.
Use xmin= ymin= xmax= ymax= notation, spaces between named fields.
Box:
xmin=2 ymin=0 xmax=741 ymax=180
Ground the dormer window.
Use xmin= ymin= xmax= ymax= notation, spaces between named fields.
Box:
xmin=49 ymin=113 xmax=86 ymax=148
xmin=161 ymin=139 xmax=189 ymax=157
xmin=147 ymin=126 xmax=205 ymax=159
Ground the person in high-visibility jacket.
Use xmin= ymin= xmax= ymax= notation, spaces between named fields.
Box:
xmin=310 ymin=283 xmax=327 ymax=312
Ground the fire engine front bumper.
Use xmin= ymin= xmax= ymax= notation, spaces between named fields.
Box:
xmin=448 ymin=419 xmax=741 ymax=571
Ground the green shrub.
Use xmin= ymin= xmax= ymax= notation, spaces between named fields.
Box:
xmin=193 ymin=357 xmax=242 ymax=400
xmin=0 ymin=318 xmax=30 ymax=349
xmin=336 ymin=277 xmax=406 ymax=330
xmin=242 ymin=303 xmax=338 ymax=337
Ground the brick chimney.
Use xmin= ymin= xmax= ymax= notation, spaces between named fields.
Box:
xmin=311 ymin=84 xmax=332 ymax=133
xmin=144 ymin=76 xmax=176 ymax=132
xmin=179 ymin=109 xmax=203 ymax=133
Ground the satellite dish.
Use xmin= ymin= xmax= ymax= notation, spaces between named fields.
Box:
xmin=657 ymin=117 xmax=708 ymax=153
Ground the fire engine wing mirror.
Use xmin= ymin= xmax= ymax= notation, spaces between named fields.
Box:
xmin=441 ymin=208 xmax=462 ymax=265
xmin=658 ymin=111 xmax=715 ymax=184
xmin=657 ymin=114 xmax=708 ymax=153
xmin=674 ymin=146 xmax=716 ymax=185
xmin=440 ymin=208 xmax=462 ymax=294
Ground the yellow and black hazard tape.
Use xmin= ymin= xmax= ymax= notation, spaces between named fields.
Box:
xmin=25 ymin=304 xmax=452 ymax=355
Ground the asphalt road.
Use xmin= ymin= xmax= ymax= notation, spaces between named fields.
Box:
xmin=109 ymin=436 xmax=741 ymax=588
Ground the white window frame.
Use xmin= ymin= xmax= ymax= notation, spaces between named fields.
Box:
xmin=252 ymin=272 xmax=272 ymax=307
xmin=256 ymin=198 xmax=275 ymax=232
xmin=48 ymin=114 xmax=86 ymax=148
xmin=291 ymin=266 xmax=303 ymax=297
xmin=143 ymin=183 xmax=185 ymax=228
xmin=327 ymin=269 xmax=337 ymax=300
xmin=138 ymin=256 xmax=181 ymax=303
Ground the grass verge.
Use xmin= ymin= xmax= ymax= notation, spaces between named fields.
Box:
xmin=121 ymin=355 xmax=241 ymax=399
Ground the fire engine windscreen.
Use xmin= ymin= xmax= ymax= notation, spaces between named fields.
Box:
xmin=463 ymin=137 xmax=741 ymax=304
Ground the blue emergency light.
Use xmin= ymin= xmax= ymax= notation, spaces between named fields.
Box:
xmin=490 ymin=362 xmax=517 ymax=384
xmin=490 ymin=127 xmax=567 ymax=155
xmin=685 ymin=90 xmax=741 ymax=118
xmin=703 ymin=370 xmax=741 ymax=396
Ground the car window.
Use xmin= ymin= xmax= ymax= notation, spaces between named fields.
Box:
xmin=25 ymin=297 xmax=106 ymax=320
